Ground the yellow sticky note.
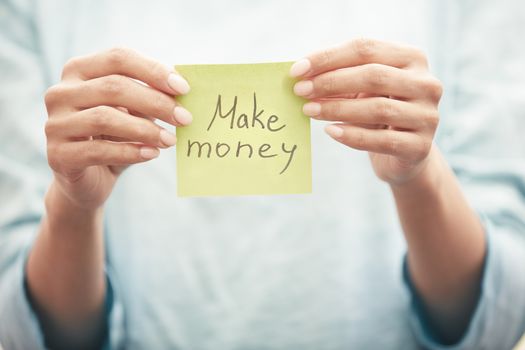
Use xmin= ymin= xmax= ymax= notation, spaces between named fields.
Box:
xmin=175 ymin=62 xmax=312 ymax=197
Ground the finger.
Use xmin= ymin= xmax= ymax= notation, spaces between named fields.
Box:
xmin=293 ymin=64 xmax=439 ymax=101
xmin=324 ymin=123 xmax=430 ymax=161
xmin=49 ymin=140 xmax=160 ymax=171
xmin=45 ymin=106 xmax=177 ymax=148
xmin=116 ymin=107 xmax=156 ymax=125
xmin=119 ymin=107 xmax=156 ymax=122
xmin=126 ymin=108 xmax=154 ymax=120
xmin=97 ymin=135 xmax=135 ymax=143
xmin=303 ymin=97 xmax=439 ymax=131
xmin=290 ymin=38 xmax=428 ymax=78
xmin=61 ymin=47 xmax=190 ymax=95
xmin=59 ymin=75 xmax=192 ymax=126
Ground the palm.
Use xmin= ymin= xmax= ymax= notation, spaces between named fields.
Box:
xmin=55 ymin=163 xmax=126 ymax=211
xmin=369 ymin=152 xmax=425 ymax=186
xmin=53 ymin=125 xmax=133 ymax=210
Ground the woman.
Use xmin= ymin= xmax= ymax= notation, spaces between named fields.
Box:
xmin=0 ymin=0 xmax=524 ymax=349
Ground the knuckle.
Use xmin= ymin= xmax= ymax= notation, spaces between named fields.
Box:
xmin=61 ymin=57 xmax=82 ymax=78
xmin=423 ymin=110 xmax=440 ymax=130
xmin=44 ymin=84 xmax=67 ymax=109
xmin=386 ymin=136 xmax=400 ymax=154
xmin=151 ymin=92 xmax=170 ymax=115
xmin=84 ymin=141 xmax=101 ymax=164
xmin=100 ymin=75 xmax=125 ymax=97
xmin=46 ymin=143 xmax=64 ymax=172
xmin=374 ymin=98 xmax=397 ymax=122
xmin=319 ymin=48 xmax=334 ymax=68
xmin=412 ymin=47 xmax=429 ymax=66
xmin=150 ymin=61 xmax=168 ymax=81
xmin=422 ymin=77 xmax=443 ymax=101
xmin=324 ymin=101 xmax=341 ymax=118
xmin=106 ymin=46 xmax=134 ymax=69
xmin=351 ymin=38 xmax=376 ymax=61
xmin=132 ymin=122 xmax=153 ymax=141
xmin=44 ymin=119 xmax=59 ymax=138
xmin=318 ymin=73 xmax=336 ymax=95
xmin=365 ymin=64 xmax=388 ymax=88
xmin=354 ymin=130 xmax=366 ymax=150
xmin=414 ymin=138 xmax=431 ymax=160
xmin=90 ymin=106 xmax=113 ymax=129
xmin=121 ymin=144 xmax=138 ymax=161
xmin=47 ymin=154 xmax=60 ymax=172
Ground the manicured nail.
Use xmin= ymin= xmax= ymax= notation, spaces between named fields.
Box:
xmin=173 ymin=106 xmax=193 ymax=125
xmin=140 ymin=146 xmax=160 ymax=159
xmin=167 ymin=73 xmax=190 ymax=95
xmin=290 ymin=59 xmax=311 ymax=77
xmin=159 ymin=129 xmax=177 ymax=147
xmin=294 ymin=80 xmax=314 ymax=96
xmin=325 ymin=124 xmax=344 ymax=139
xmin=303 ymin=102 xmax=321 ymax=117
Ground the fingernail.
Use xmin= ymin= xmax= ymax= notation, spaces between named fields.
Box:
xmin=167 ymin=73 xmax=190 ymax=95
xmin=290 ymin=58 xmax=311 ymax=77
xmin=325 ymin=124 xmax=344 ymax=139
xmin=294 ymin=80 xmax=314 ymax=96
xmin=173 ymin=106 xmax=193 ymax=125
xmin=140 ymin=146 xmax=160 ymax=159
xmin=159 ymin=129 xmax=177 ymax=147
xmin=303 ymin=102 xmax=321 ymax=117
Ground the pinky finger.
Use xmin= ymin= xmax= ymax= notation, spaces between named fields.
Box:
xmin=51 ymin=140 xmax=159 ymax=171
xmin=324 ymin=123 xmax=429 ymax=161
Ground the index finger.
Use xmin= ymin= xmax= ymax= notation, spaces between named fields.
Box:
xmin=290 ymin=38 xmax=428 ymax=78
xmin=61 ymin=47 xmax=190 ymax=96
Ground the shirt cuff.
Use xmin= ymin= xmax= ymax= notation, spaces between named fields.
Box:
xmin=403 ymin=217 xmax=525 ymax=349
xmin=0 ymin=243 xmax=126 ymax=349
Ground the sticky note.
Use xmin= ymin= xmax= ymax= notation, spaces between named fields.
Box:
xmin=175 ymin=62 xmax=312 ymax=197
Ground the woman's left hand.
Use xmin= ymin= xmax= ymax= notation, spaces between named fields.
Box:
xmin=291 ymin=38 xmax=443 ymax=186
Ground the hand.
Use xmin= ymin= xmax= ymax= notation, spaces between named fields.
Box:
xmin=44 ymin=47 xmax=192 ymax=210
xmin=291 ymin=38 xmax=443 ymax=186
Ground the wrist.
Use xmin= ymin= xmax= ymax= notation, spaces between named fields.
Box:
xmin=390 ymin=145 xmax=445 ymax=197
xmin=44 ymin=180 xmax=104 ymax=235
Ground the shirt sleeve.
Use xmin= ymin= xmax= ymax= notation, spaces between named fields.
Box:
xmin=404 ymin=0 xmax=525 ymax=348
xmin=404 ymin=218 xmax=525 ymax=349
xmin=0 ymin=1 xmax=125 ymax=348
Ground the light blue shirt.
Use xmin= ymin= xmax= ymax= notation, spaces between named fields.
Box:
xmin=1 ymin=0 xmax=525 ymax=349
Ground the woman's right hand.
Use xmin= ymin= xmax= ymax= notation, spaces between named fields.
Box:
xmin=44 ymin=47 xmax=192 ymax=210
